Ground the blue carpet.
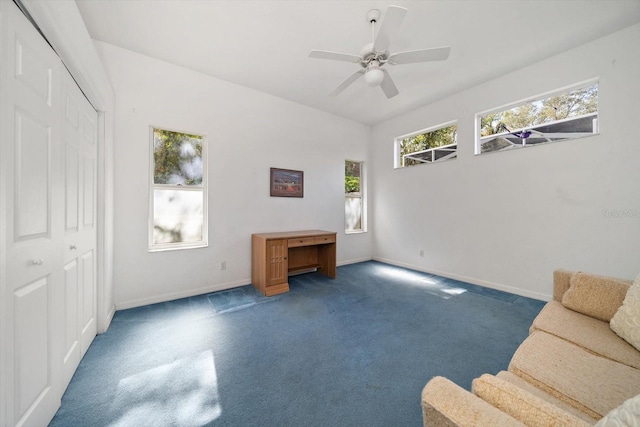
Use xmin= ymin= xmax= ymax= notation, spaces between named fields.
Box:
xmin=49 ymin=261 xmax=545 ymax=426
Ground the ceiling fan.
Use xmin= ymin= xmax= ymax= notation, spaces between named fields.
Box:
xmin=309 ymin=5 xmax=451 ymax=99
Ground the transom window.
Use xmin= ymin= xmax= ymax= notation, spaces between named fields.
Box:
xmin=149 ymin=127 xmax=207 ymax=251
xmin=395 ymin=122 xmax=457 ymax=168
xmin=476 ymin=81 xmax=598 ymax=154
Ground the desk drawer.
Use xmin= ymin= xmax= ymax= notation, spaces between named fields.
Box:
xmin=288 ymin=237 xmax=316 ymax=248
xmin=314 ymin=235 xmax=336 ymax=245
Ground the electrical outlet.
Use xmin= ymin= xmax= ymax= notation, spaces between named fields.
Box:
xmin=220 ymin=261 xmax=226 ymax=270
xmin=419 ymin=250 xmax=424 ymax=257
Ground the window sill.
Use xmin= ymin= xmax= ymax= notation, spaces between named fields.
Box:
xmin=345 ymin=230 xmax=367 ymax=235
xmin=149 ymin=242 xmax=208 ymax=253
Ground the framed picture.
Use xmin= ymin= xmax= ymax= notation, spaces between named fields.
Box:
xmin=270 ymin=167 xmax=304 ymax=198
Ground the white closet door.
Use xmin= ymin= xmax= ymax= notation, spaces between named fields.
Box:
xmin=1 ymin=2 xmax=64 ymax=425
xmin=61 ymin=69 xmax=98 ymax=389
xmin=1 ymin=2 xmax=99 ymax=425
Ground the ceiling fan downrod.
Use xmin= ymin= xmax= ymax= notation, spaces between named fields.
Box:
xmin=367 ymin=9 xmax=380 ymax=44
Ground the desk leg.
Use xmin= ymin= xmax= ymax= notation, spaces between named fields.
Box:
xmin=317 ymin=242 xmax=336 ymax=278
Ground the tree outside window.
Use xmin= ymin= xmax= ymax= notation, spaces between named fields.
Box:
xmin=397 ymin=123 xmax=457 ymax=167
xmin=478 ymin=82 xmax=598 ymax=154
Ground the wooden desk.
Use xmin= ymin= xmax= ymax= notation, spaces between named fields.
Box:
xmin=251 ymin=230 xmax=337 ymax=296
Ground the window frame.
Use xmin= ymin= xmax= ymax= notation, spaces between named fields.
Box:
xmin=148 ymin=126 xmax=208 ymax=252
xmin=345 ymin=159 xmax=366 ymax=234
xmin=394 ymin=120 xmax=458 ymax=169
xmin=475 ymin=78 xmax=599 ymax=155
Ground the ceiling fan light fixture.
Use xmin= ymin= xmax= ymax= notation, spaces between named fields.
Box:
xmin=364 ymin=68 xmax=384 ymax=87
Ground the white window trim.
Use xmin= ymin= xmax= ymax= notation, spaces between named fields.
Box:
xmin=148 ymin=126 xmax=208 ymax=252
xmin=345 ymin=159 xmax=367 ymax=234
xmin=474 ymin=78 xmax=599 ymax=155
xmin=394 ymin=120 xmax=457 ymax=169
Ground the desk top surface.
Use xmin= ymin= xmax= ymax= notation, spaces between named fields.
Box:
xmin=252 ymin=230 xmax=336 ymax=240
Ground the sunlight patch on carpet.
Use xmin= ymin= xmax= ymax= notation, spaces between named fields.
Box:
xmin=376 ymin=266 xmax=428 ymax=282
xmin=373 ymin=265 xmax=467 ymax=299
xmin=108 ymin=350 xmax=221 ymax=426
xmin=418 ymin=278 xmax=467 ymax=299
xmin=208 ymin=288 xmax=256 ymax=313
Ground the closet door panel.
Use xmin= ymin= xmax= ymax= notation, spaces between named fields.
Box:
xmin=65 ymin=143 xmax=80 ymax=231
xmin=80 ymin=250 xmax=96 ymax=354
xmin=14 ymin=36 xmax=52 ymax=106
xmin=14 ymin=277 xmax=51 ymax=419
xmin=62 ymin=260 xmax=80 ymax=388
xmin=14 ymin=108 xmax=51 ymax=240
xmin=83 ymin=155 xmax=95 ymax=228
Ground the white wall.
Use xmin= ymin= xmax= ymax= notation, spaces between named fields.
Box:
xmin=94 ymin=41 xmax=372 ymax=309
xmin=371 ymin=24 xmax=640 ymax=300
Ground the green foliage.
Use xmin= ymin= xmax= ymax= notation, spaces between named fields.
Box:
xmin=481 ymin=83 xmax=598 ymax=137
xmin=345 ymin=160 xmax=361 ymax=193
xmin=345 ymin=176 xmax=360 ymax=193
xmin=154 ymin=129 xmax=203 ymax=185
xmin=400 ymin=125 xmax=457 ymax=166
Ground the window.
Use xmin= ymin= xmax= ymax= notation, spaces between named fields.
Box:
xmin=150 ymin=127 xmax=207 ymax=251
xmin=476 ymin=81 xmax=598 ymax=155
xmin=345 ymin=160 xmax=365 ymax=233
xmin=395 ymin=122 xmax=457 ymax=168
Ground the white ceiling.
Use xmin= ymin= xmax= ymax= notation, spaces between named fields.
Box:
xmin=76 ymin=0 xmax=640 ymax=125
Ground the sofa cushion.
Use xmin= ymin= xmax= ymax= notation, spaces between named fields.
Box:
xmin=508 ymin=331 xmax=640 ymax=419
xmin=496 ymin=371 xmax=597 ymax=423
xmin=472 ymin=373 xmax=592 ymax=427
xmin=610 ymin=274 xmax=640 ymax=352
xmin=422 ymin=376 xmax=525 ymax=426
xmin=561 ymin=272 xmax=630 ymax=322
xmin=530 ymin=301 xmax=640 ymax=369
xmin=595 ymin=393 xmax=640 ymax=427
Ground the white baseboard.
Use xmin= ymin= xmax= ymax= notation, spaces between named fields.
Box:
xmin=373 ymin=257 xmax=551 ymax=302
xmin=114 ymin=260 xmax=374 ymax=311
xmin=116 ymin=278 xmax=251 ymax=310
xmin=337 ymin=256 xmax=373 ymax=267
xmin=115 ymin=257 xmax=546 ymax=311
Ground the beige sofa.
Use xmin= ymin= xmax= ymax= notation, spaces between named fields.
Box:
xmin=422 ymin=269 xmax=640 ymax=426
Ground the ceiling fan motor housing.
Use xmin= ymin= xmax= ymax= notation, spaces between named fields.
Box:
xmin=359 ymin=43 xmax=389 ymax=68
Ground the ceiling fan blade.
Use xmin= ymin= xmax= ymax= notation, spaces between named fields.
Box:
xmin=329 ymin=70 xmax=365 ymax=96
xmin=373 ymin=5 xmax=407 ymax=53
xmin=388 ymin=46 xmax=451 ymax=65
xmin=309 ymin=50 xmax=362 ymax=63
xmin=380 ymin=69 xmax=399 ymax=98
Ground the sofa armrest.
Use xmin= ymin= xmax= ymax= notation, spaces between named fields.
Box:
xmin=422 ymin=376 xmax=524 ymax=426
xmin=553 ymin=269 xmax=575 ymax=302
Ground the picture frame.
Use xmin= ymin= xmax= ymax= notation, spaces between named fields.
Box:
xmin=270 ymin=167 xmax=304 ymax=198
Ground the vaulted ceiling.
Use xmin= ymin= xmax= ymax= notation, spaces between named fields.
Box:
xmin=76 ymin=0 xmax=640 ymax=125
